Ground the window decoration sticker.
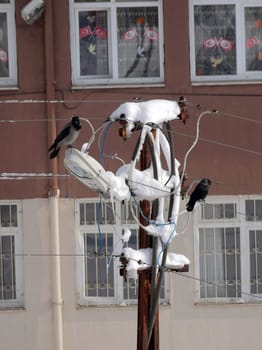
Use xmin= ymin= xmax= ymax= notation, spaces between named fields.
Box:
xmin=246 ymin=36 xmax=260 ymax=49
xmin=117 ymin=7 xmax=160 ymax=79
xmin=0 ymin=13 xmax=9 ymax=78
xmin=245 ymin=7 xmax=262 ymax=72
xmin=79 ymin=11 xmax=109 ymax=76
xmin=0 ymin=48 xmax=8 ymax=63
xmin=194 ymin=5 xmax=236 ymax=76
xmin=203 ymin=37 xmax=233 ymax=52
xmin=122 ymin=21 xmax=158 ymax=42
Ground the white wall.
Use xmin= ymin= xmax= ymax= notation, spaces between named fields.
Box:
xmin=0 ymin=198 xmax=261 ymax=350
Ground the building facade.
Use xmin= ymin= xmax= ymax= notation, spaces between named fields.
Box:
xmin=0 ymin=1 xmax=262 ymax=349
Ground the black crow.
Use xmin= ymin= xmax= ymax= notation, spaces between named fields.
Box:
xmin=186 ymin=178 xmax=212 ymax=212
xmin=48 ymin=116 xmax=82 ymax=159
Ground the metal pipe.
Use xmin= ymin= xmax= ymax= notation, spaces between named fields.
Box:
xmin=44 ymin=1 xmax=64 ymax=350
xmin=49 ymin=193 xmax=64 ymax=350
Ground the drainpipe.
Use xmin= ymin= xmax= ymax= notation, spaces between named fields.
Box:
xmin=44 ymin=1 xmax=64 ymax=350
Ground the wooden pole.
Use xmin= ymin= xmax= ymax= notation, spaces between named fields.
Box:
xmin=137 ymin=138 xmax=159 ymax=350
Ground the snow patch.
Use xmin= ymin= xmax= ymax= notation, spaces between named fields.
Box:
xmin=121 ymin=247 xmax=189 ymax=278
xmin=109 ymin=99 xmax=181 ymax=124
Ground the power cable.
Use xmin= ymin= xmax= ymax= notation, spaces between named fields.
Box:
xmin=0 ymin=98 xmax=261 ymax=126
xmin=174 ymin=130 xmax=262 ymax=157
xmin=174 ymin=271 xmax=262 ymax=302
xmin=2 ymin=250 xmax=262 ymax=301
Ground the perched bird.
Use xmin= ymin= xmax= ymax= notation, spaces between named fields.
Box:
xmin=186 ymin=178 xmax=212 ymax=212
xmin=48 ymin=116 xmax=82 ymax=159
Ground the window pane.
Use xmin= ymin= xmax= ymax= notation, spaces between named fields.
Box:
xmin=201 ymin=203 xmax=213 ymax=219
xmin=123 ymin=229 xmax=138 ymax=300
xmin=245 ymin=7 xmax=262 ymax=71
xmin=246 ymin=199 xmax=262 ymax=221
xmin=225 ymin=227 xmax=241 ymax=298
xmin=121 ymin=200 xmax=138 ymax=224
xmin=117 ymin=7 xmax=160 ymax=78
xmin=201 ymin=203 xmax=236 ymax=220
xmin=194 ymin=5 xmax=236 ymax=76
xmin=116 ymin=0 xmax=155 ymax=2
xmin=225 ymin=203 xmax=236 ymax=219
xmin=249 ymin=230 xmax=262 ymax=294
xmin=75 ymin=1 xmax=110 ymax=2
xmin=84 ymin=232 xmax=114 ymax=298
xmin=0 ymin=13 xmax=9 ymax=78
xmin=96 ymin=201 xmax=105 ymax=224
xmin=79 ymin=10 xmax=109 ymax=76
xmin=256 ymin=200 xmax=262 ymax=221
xmin=80 ymin=202 xmax=96 ymax=225
xmin=246 ymin=199 xmax=254 ymax=220
xmin=0 ymin=236 xmax=16 ymax=300
xmin=1 ymin=205 xmax=17 ymax=227
xmin=214 ymin=204 xmax=224 ymax=219
xmin=199 ymin=227 xmax=241 ymax=299
xmin=105 ymin=202 xmax=115 ymax=224
xmin=80 ymin=203 xmax=85 ymax=225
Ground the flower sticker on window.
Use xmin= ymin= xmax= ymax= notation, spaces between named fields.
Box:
xmin=246 ymin=36 xmax=260 ymax=49
xmin=122 ymin=27 xmax=138 ymax=41
xmin=122 ymin=26 xmax=158 ymax=41
xmin=203 ymin=37 xmax=233 ymax=52
xmin=0 ymin=48 xmax=8 ymax=64
xmin=80 ymin=25 xmax=107 ymax=40
xmin=122 ymin=17 xmax=158 ymax=42
xmin=144 ymin=27 xmax=158 ymax=41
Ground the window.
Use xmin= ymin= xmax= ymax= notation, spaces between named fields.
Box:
xmin=0 ymin=202 xmax=23 ymax=308
xmin=70 ymin=0 xmax=164 ymax=86
xmin=195 ymin=197 xmax=262 ymax=303
xmin=76 ymin=198 xmax=168 ymax=306
xmin=189 ymin=1 xmax=262 ymax=83
xmin=0 ymin=0 xmax=17 ymax=87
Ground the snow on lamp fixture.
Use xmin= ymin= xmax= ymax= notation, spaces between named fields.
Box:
xmin=64 ymin=148 xmax=111 ymax=194
xmin=21 ymin=0 xmax=45 ymax=25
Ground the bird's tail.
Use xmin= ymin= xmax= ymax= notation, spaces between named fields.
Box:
xmin=50 ymin=147 xmax=60 ymax=159
xmin=186 ymin=200 xmax=195 ymax=212
xmin=48 ymin=142 xmax=56 ymax=152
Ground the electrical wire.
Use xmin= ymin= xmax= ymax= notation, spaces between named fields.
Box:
xmin=2 ymin=250 xmax=262 ymax=301
xmin=0 ymin=173 xmax=69 ymax=179
xmin=174 ymin=130 xmax=262 ymax=157
xmin=79 ymin=117 xmax=96 ymax=148
xmin=176 ymin=110 xmax=217 ymax=196
xmin=0 ymin=98 xmax=262 ymax=126
xmin=187 ymin=101 xmax=262 ymax=126
xmin=174 ymin=271 xmax=262 ymax=302
xmin=97 ymin=120 xmax=124 ymax=165
xmin=1 ymin=107 xmax=262 ymax=160
xmin=0 ymin=98 xmax=126 ymax=104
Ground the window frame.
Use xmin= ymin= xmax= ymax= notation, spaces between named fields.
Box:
xmin=76 ymin=198 xmax=139 ymax=306
xmin=189 ymin=0 xmax=262 ymax=85
xmin=75 ymin=198 xmax=169 ymax=307
xmin=69 ymin=0 xmax=164 ymax=87
xmin=194 ymin=195 xmax=262 ymax=304
xmin=0 ymin=0 xmax=17 ymax=87
xmin=0 ymin=201 xmax=23 ymax=309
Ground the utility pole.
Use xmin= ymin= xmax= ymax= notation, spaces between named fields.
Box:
xmin=116 ymin=98 xmax=190 ymax=350
xmin=137 ymin=137 xmax=159 ymax=350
